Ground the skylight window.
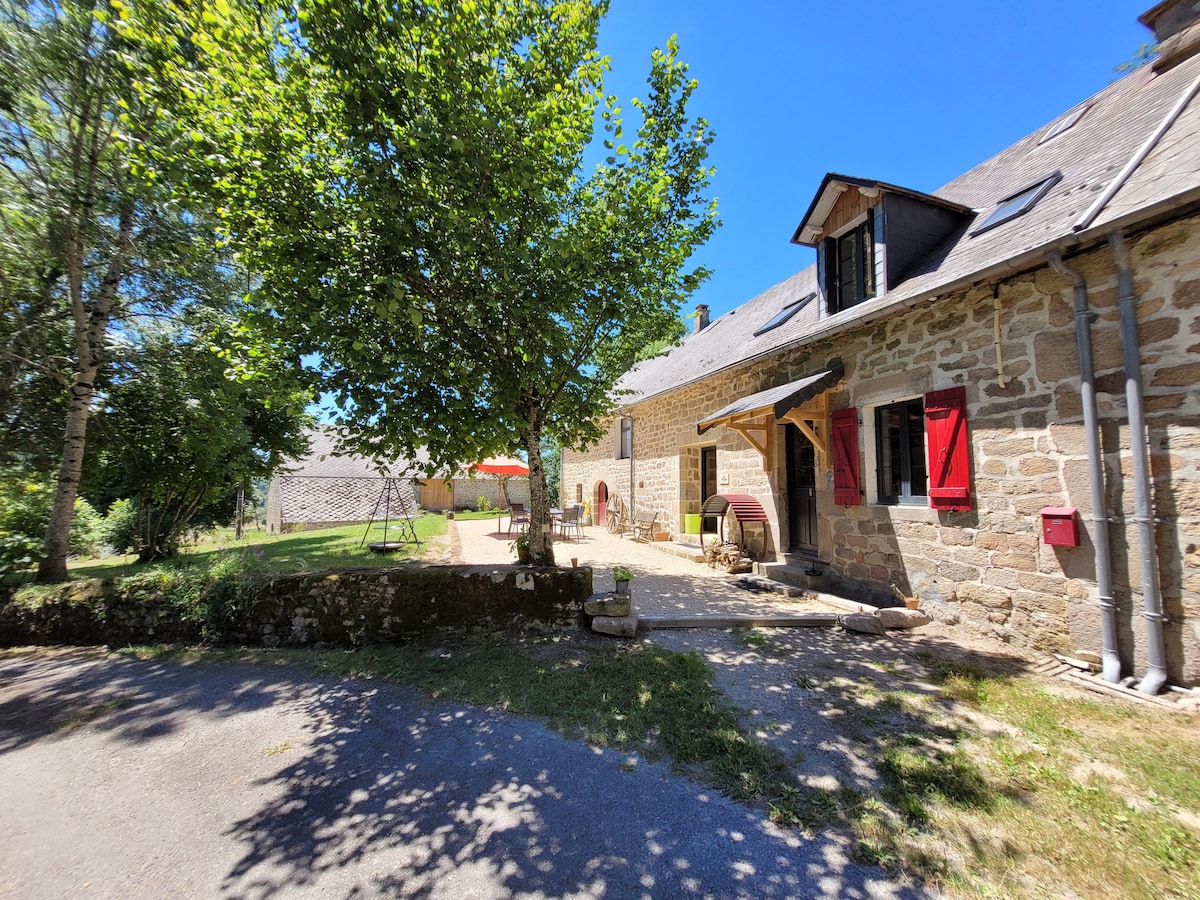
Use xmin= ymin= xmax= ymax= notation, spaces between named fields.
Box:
xmin=753 ymin=293 xmax=815 ymax=337
xmin=970 ymin=172 xmax=1062 ymax=236
xmin=1039 ymin=105 xmax=1089 ymax=145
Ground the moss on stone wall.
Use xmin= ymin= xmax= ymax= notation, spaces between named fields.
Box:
xmin=0 ymin=564 xmax=592 ymax=648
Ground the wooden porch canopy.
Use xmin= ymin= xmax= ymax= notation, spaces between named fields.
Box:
xmin=696 ymin=363 xmax=844 ymax=468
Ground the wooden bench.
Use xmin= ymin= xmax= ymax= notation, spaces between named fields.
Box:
xmin=632 ymin=509 xmax=659 ymax=543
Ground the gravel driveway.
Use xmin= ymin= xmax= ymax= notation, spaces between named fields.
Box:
xmin=0 ymin=648 xmax=924 ymax=899
xmin=445 ymin=517 xmax=848 ymax=619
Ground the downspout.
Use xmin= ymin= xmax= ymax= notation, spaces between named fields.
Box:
xmin=1046 ymin=252 xmax=1121 ymax=684
xmin=628 ymin=416 xmax=635 ymax=517
xmin=1108 ymin=230 xmax=1169 ymax=695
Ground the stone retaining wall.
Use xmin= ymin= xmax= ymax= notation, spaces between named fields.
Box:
xmin=0 ymin=565 xmax=592 ymax=648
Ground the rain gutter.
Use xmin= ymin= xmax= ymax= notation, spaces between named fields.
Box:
xmin=1108 ymin=230 xmax=1170 ymax=695
xmin=1046 ymin=251 xmax=1122 ymax=684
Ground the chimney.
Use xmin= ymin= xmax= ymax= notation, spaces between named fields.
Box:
xmin=693 ymin=304 xmax=710 ymax=333
xmin=1140 ymin=0 xmax=1200 ymax=72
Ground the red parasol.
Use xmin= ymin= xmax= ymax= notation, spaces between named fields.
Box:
xmin=468 ymin=455 xmax=530 ymax=532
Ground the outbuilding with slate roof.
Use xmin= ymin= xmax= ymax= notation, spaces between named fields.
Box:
xmin=266 ymin=429 xmax=530 ymax=531
xmin=563 ymin=1 xmax=1200 ymax=690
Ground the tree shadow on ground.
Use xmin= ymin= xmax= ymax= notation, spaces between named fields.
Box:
xmin=650 ymin=624 xmax=1037 ymax=796
xmin=0 ymin=647 xmax=923 ymax=899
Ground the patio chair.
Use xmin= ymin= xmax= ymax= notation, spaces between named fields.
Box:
xmin=557 ymin=504 xmax=583 ymax=541
xmin=507 ymin=502 xmax=530 ymax=533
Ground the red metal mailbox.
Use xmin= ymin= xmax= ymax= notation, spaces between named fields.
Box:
xmin=1041 ymin=507 xmax=1079 ymax=547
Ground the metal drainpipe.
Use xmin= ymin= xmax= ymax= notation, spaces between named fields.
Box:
xmin=628 ymin=416 xmax=635 ymax=516
xmin=1047 ymin=252 xmax=1122 ymax=684
xmin=1108 ymin=230 xmax=1169 ymax=695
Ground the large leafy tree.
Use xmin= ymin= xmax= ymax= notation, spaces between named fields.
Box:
xmin=0 ymin=0 xmax=152 ymax=580
xmin=202 ymin=0 xmax=718 ymax=564
xmin=82 ymin=307 xmax=311 ymax=561
xmin=0 ymin=0 xmax=294 ymax=579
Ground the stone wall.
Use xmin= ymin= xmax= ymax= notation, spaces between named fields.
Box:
xmin=563 ymin=214 xmax=1200 ymax=685
xmin=0 ymin=565 xmax=592 ymax=648
xmin=455 ymin=477 xmax=530 ymax=510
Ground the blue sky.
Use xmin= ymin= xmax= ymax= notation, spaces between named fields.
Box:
xmin=594 ymin=1 xmax=1151 ymax=320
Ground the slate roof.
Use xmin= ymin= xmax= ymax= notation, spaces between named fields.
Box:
xmin=279 ymin=427 xmax=422 ymax=479
xmin=617 ymin=52 xmax=1200 ymax=406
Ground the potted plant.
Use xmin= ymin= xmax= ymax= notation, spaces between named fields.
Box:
xmin=612 ymin=565 xmax=633 ymax=595
xmin=891 ymin=584 xmax=920 ymax=610
xmin=510 ymin=531 xmax=531 ymax=564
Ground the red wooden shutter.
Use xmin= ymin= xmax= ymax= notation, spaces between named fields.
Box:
xmin=831 ymin=408 xmax=860 ymax=506
xmin=925 ymin=387 xmax=971 ymax=511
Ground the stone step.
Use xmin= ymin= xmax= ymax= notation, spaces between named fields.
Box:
xmin=755 ymin=560 xmax=830 ymax=592
xmin=640 ymin=612 xmax=840 ymax=630
xmin=644 ymin=540 xmax=706 ymax=563
xmin=592 ymin=608 xmax=640 ymax=637
xmin=584 ymin=593 xmax=632 ymax=617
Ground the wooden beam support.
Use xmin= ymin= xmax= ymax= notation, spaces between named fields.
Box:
xmin=727 ymin=417 xmax=772 ymax=471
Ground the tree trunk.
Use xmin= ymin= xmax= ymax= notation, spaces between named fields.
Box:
xmin=36 ymin=357 xmax=97 ymax=581
xmin=36 ymin=208 xmax=132 ymax=582
xmin=522 ymin=427 xmax=556 ymax=567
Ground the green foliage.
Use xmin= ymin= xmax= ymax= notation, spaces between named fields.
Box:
xmin=69 ymin=497 xmax=103 ymax=558
xmin=80 ymin=309 xmax=312 ymax=562
xmin=0 ymin=472 xmax=102 ymax=579
xmin=1 ymin=0 xmax=302 ymax=581
xmin=476 ymin=496 xmax=494 ymax=513
xmin=1115 ymin=42 xmax=1159 ymax=75
xmin=69 ymin=517 xmax=447 ymax=581
xmin=541 ymin=441 xmax=562 ymax=507
xmin=147 ymin=0 xmax=719 ymax=565
xmin=611 ymin=565 xmax=632 ymax=582
xmin=98 ymin=499 xmax=140 ymax=555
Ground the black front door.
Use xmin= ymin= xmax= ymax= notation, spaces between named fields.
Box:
xmin=787 ymin=425 xmax=818 ymax=555
xmin=701 ymin=446 xmax=718 ymax=533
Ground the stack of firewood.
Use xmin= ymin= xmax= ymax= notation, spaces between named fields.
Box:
xmin=704 ymin=541 xmax=753 ymax=574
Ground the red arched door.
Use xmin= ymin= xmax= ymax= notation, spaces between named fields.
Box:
xmin=596 ymin=482 xmax=608 ymax=527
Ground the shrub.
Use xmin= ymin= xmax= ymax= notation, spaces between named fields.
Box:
xmin=0 ymin=476 xmax=48 ymax=580
xmin=99 ymin=499 xmax=140 ymax=555
xmin=477 ymin=495 xmax=493 ymax=512
xmin=69 ymin=498 xmax=103 ymax=558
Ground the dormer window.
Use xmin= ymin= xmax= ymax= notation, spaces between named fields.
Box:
xmin=824 ymin=210 xmax=876 ymax=313
xmin=971 ymin=172 xmax=1062 ymax=236
xmin=753 ymin=293 xmax=815 ymax=336
xmin=793 ymin=174 xmax=972 ymax=307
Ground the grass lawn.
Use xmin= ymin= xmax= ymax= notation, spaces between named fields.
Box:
xmin=66 ymin=515 xmax=449 ymax=581
xmin=449 ymin=508 xmax=516 ymax=521
xmin=124 ymin=632 xmax=1200 ymax=898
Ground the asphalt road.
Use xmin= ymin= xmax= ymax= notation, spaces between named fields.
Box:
xmin=0 ymin=649 xmax=924 ymax=899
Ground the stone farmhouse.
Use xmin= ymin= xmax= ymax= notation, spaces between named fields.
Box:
xmin=266 ymin=428 xmax=529 ymax=531
xmin=562 ymin=2 xmax=1200 ymax=689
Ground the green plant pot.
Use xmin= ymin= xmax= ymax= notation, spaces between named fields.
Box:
xmin=684 ymin=514 xmax=702 ymax=535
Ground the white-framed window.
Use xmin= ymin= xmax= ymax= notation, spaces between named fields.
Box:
xmin=616 ymin=417 xmax=632 ymax=460
xmin=874 ymin=398 xmax=927 ymax=505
